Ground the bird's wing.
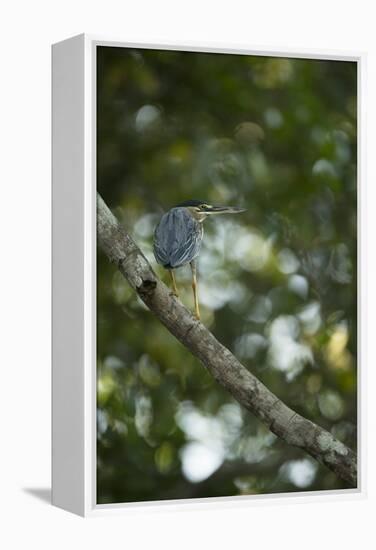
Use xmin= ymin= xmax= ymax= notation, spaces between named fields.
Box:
xmin=153 ymin=208 xmax=203 ymax=268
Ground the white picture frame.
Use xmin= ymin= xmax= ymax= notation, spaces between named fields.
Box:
xmin=52 ymin=34 xmax=366 ymax=517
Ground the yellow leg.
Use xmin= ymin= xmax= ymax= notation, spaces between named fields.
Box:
xmin=190 ymin=261 xmax=200 ymax=320
xmin=169 ymin=269 xmax=179 ymax=297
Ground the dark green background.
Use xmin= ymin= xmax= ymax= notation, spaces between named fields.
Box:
xmin=97 ymin=46 xmax=357 ymax=504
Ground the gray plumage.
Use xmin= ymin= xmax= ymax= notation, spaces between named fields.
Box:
xmin=153 ymin=207 xmax=203 ymax=269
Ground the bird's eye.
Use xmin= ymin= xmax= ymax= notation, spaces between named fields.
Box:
xmin=200 ymin=203 xmax=211 ymax=210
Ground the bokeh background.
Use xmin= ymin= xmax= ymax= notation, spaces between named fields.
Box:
xmin=96 ymin=47 xmax=357 ymax=504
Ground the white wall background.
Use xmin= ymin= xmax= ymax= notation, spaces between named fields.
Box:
xmin=0 ymin=1 xmax=375 ymax=547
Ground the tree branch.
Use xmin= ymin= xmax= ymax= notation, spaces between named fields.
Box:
xmin=97 ymin=193 xmax=357 ymax=487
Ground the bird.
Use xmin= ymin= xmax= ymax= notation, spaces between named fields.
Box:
xmin=153 ymin=200 xmax=246 ymax=320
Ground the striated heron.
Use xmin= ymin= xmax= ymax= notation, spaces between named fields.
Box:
xmin=153 ymin=200 xmax=246 ymax=319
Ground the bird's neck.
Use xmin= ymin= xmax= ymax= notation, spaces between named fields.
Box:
xmin=186 ymin=207 xmax=207 ymax=223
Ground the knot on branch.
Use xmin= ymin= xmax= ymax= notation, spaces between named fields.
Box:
xmin=137 ymin=279 xmax=157 ymax=298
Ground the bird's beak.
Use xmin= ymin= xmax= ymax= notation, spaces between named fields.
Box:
xmin=206 ymin=205 xmax=247 ymax=215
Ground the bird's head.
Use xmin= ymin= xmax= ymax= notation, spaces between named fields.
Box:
xmin=176 ymin=200 xmax=246 ymax=222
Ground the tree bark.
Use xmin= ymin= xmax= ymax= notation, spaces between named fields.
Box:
xmin=97 ymin=193 xmax=357 ymax=487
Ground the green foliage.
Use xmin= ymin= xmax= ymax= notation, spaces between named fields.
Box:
xmin=97 ymin=46 xmax=357 ymax=503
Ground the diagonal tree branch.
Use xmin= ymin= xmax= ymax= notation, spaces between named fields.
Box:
xmin=97 ymin=193 xmax=357 ymax=486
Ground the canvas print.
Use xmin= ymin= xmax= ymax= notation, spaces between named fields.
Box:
xmin=96 ymin=46 xmax=357 ymax=504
